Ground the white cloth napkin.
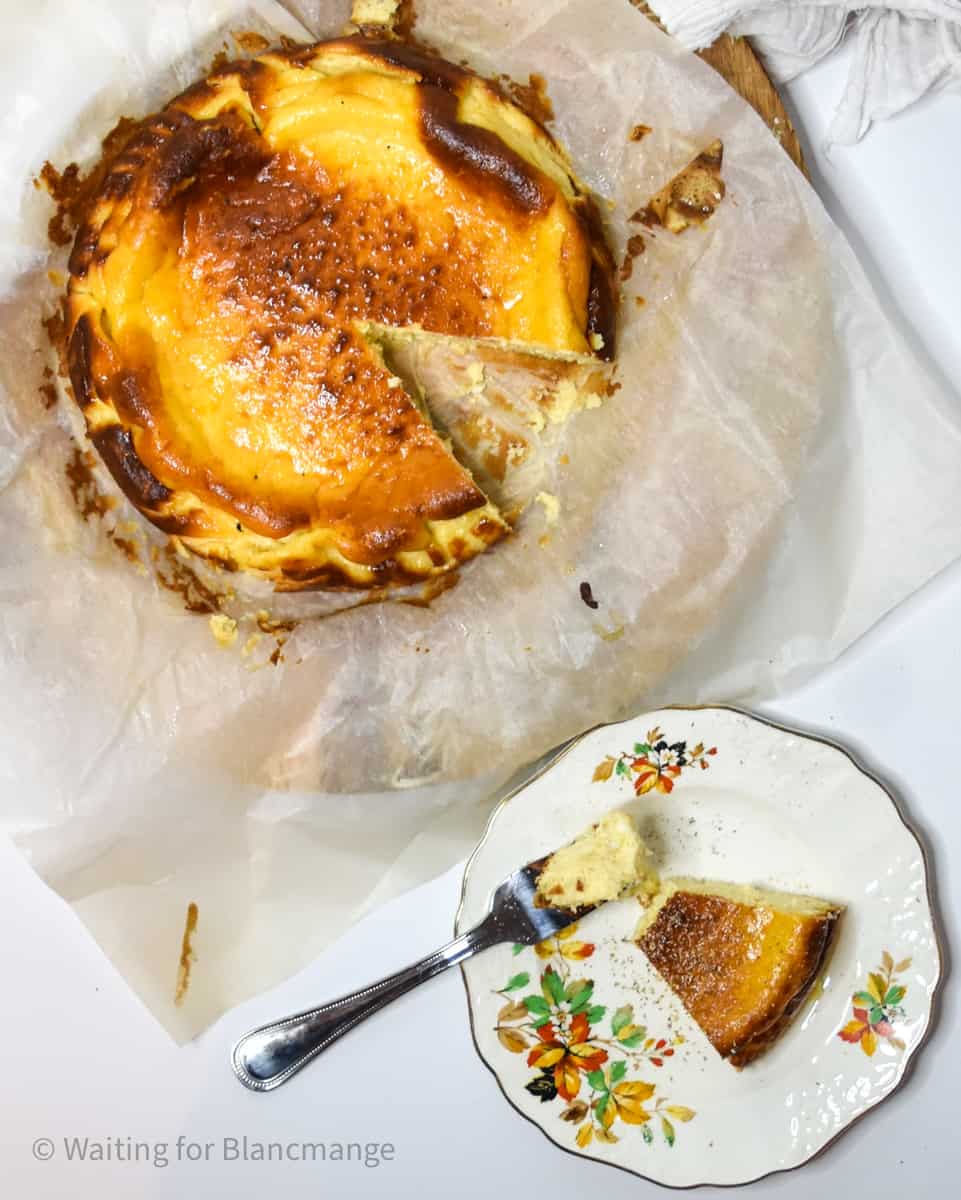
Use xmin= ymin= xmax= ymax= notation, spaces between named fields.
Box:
xmin=649 ymin=1 xmax=961 ymax=142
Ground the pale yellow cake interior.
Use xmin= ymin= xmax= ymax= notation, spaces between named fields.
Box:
xmin=535 ymin=810 xmax=660 ymax=909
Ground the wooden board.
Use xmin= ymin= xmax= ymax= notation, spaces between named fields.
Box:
xmin=633 ymin=1 xmax=807 ymax=175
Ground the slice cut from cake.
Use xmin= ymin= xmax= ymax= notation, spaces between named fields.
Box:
xmin=362 ymin=322 xmax=611 ymax=521
xmin=635 ymin=879 xmax=842 ymax=1067
xmin=534 ymin=810 xmax=660 ymax=910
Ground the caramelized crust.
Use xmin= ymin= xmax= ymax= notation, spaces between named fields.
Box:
xmin=65 ymin=37 xmax=615 ymax=588
xmin=637 ymin=887 xmax=841 ymax=1067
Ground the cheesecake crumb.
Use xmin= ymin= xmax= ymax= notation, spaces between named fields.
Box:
xmin=535 ymin=491 xmax=560 ymax=525
xmin=544 ymin=378 xmax=580 ymax=424
xmin=349 ymin=0 xmax=400 ymax=27
xmin=209 ymin=614 xmax=238 ymax=647
xmin=466 ymin=361 xmax=486 ymax=393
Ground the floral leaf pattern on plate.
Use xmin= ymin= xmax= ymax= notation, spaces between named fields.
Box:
xmin=593 ymin=726 xmax=717 ymax=794
xmin=838 ymin=952 xmax=911 ymax=1055
xmin=493 ymin=925 xmax=695 ymax=1147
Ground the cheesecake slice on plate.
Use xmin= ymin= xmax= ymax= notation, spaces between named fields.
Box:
xmin=635 ymin=878 xmax=843 ymax=1067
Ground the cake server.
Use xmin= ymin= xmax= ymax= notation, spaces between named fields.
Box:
xmin=231 ymin=855 xmax=587 ymax=1092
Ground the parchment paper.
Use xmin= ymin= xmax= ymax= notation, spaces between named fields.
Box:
xmin=1 ymin=0 xmax=960 ymax=1040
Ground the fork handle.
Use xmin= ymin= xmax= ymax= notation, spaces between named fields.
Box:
xmin=231 ymin=913 xmax=499 ymax=1091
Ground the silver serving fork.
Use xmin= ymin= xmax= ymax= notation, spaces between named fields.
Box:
xmin=231 ymin=858 xmax=592 ymax=1091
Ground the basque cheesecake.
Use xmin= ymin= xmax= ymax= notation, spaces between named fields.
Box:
xmin=64 ymin=36 xmax=615 ymax=589
xmin=635 ymin=879 xmax=842 ymax=1067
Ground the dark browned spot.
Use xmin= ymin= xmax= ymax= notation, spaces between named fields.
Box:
xmin=39 ymin=162 xmax=81 ymax=247
xmin=91 ymin=426 xmax=172 ymax=510
xmin=147 ymin=112 xmax=264 ymax=210
xmin=233 ymin=29 xmax=271 ymax=54
xmin=580 ymin=580 xmax=599 ymax=609
xmin=575 ymin=196 xmax=617 ymax=359
xmin=149 ymin=511 xmax=203 ymax=537
xmin=587 ymin=262 xmax=617 ymax=360
xmin=351 ymin=38 xmax=554 ymax=215
xmin=475 ymin=516 xmax=505 ymax=541
xmin=65 ymin=448 xmax=114 ymax=521
xmin=503 ymin=73 xmax=555 ymax=125
xmin=619 ymin=233 xmax=646 ymax=282
xmin=629 ymin=205 xmax=659 ymax=228
xmin=66 ymin=313 xmax=96 ymax=407
xmin=110 ymin=535 xmax=140 ymax=564
xmin=275 ymin=557 xmax=421 ymax=592
xmin=256 ymin=611 xmax=298 ymax=635
xmin=353 ymin=37 xmax=467 ymax=90
xmin=629 ymin=123 xmax=652 ymax=142
xmin=394 ymin=0 xmax=418 ymax=40
xmin=101 ymin=169 xmax=135 ymax=201
xmin=43 ymin=299 xmax=69 ymax=378
xmin=418 ymin=85 xmax=552 ymax=215
xmin=156 ymin=546 xmax=229 ymax=615
xmin=37 ymin=116 xmax=141 ymax=247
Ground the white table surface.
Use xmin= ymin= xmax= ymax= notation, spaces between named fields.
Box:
xmin=3 ymin=39 xmax=960 ymax=1200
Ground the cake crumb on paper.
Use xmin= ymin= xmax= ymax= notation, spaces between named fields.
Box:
xmin=544 ymin=378 xmax=579 ymax=424
xmin=631 ymin=140 xmax=725 ymax=235
xmin=174 ymin=902 xmax=199 ymax=1007
xmin=209 ymin=614 xmax=238 ymax=647
xmin=535 ymin=491 xmax=560 ymax=526
xmin=580 ymin=581 xmax=599 ymax=609
xmin=349 ymin=0 xmax=400 ymax=29
xmin=593 ymin=622 xmax=625 ymax=642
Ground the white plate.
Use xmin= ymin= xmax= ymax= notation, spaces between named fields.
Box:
xmin=456 ymin=707 xmax=941 ymax=1188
